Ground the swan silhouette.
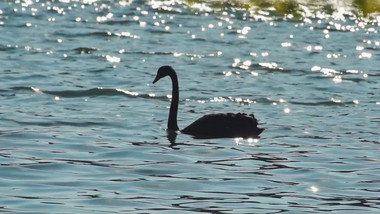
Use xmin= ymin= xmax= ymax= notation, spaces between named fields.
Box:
xmin=153 ymin=65 xmax=264 ymax=138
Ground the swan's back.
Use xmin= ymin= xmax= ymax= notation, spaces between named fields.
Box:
xmin=181 ymin=113 xmax=263 ymax=138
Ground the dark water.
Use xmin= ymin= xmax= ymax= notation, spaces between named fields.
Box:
xmin=0 ymin=0 xmax=379 ymax=213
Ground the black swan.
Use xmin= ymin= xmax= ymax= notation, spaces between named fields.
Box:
xmin=153 ymin=65 xmax=264 ymax=138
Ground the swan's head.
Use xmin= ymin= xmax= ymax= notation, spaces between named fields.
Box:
xmin=153 ymin=65 xmax=175 ymax=84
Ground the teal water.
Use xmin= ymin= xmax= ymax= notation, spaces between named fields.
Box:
xmin=1 ymin=0 xmax=379 ymax=213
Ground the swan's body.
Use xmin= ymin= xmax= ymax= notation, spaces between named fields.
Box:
xmin=153 ymin=66 xmax=263 ymax=138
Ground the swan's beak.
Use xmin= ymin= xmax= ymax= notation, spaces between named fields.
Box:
xmin=153 ymin=75 xmax=160 ymax=84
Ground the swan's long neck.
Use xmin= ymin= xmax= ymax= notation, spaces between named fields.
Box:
xmin=168 ymin=72 xmax=179 ymax=131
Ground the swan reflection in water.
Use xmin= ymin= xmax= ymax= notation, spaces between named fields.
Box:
xmin=153 ymin=65 xmax=264 ymax=140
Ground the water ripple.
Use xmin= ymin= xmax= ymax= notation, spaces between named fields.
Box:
xmin=10 ymin=86 xmax=141 ymax=98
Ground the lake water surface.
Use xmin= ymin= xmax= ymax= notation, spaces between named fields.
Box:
xmin=0 ymin=0 xmax=379 ymax=213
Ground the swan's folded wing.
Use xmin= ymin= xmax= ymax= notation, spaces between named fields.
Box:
xmin=181 ymin=113 xmax=263 ymax=138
